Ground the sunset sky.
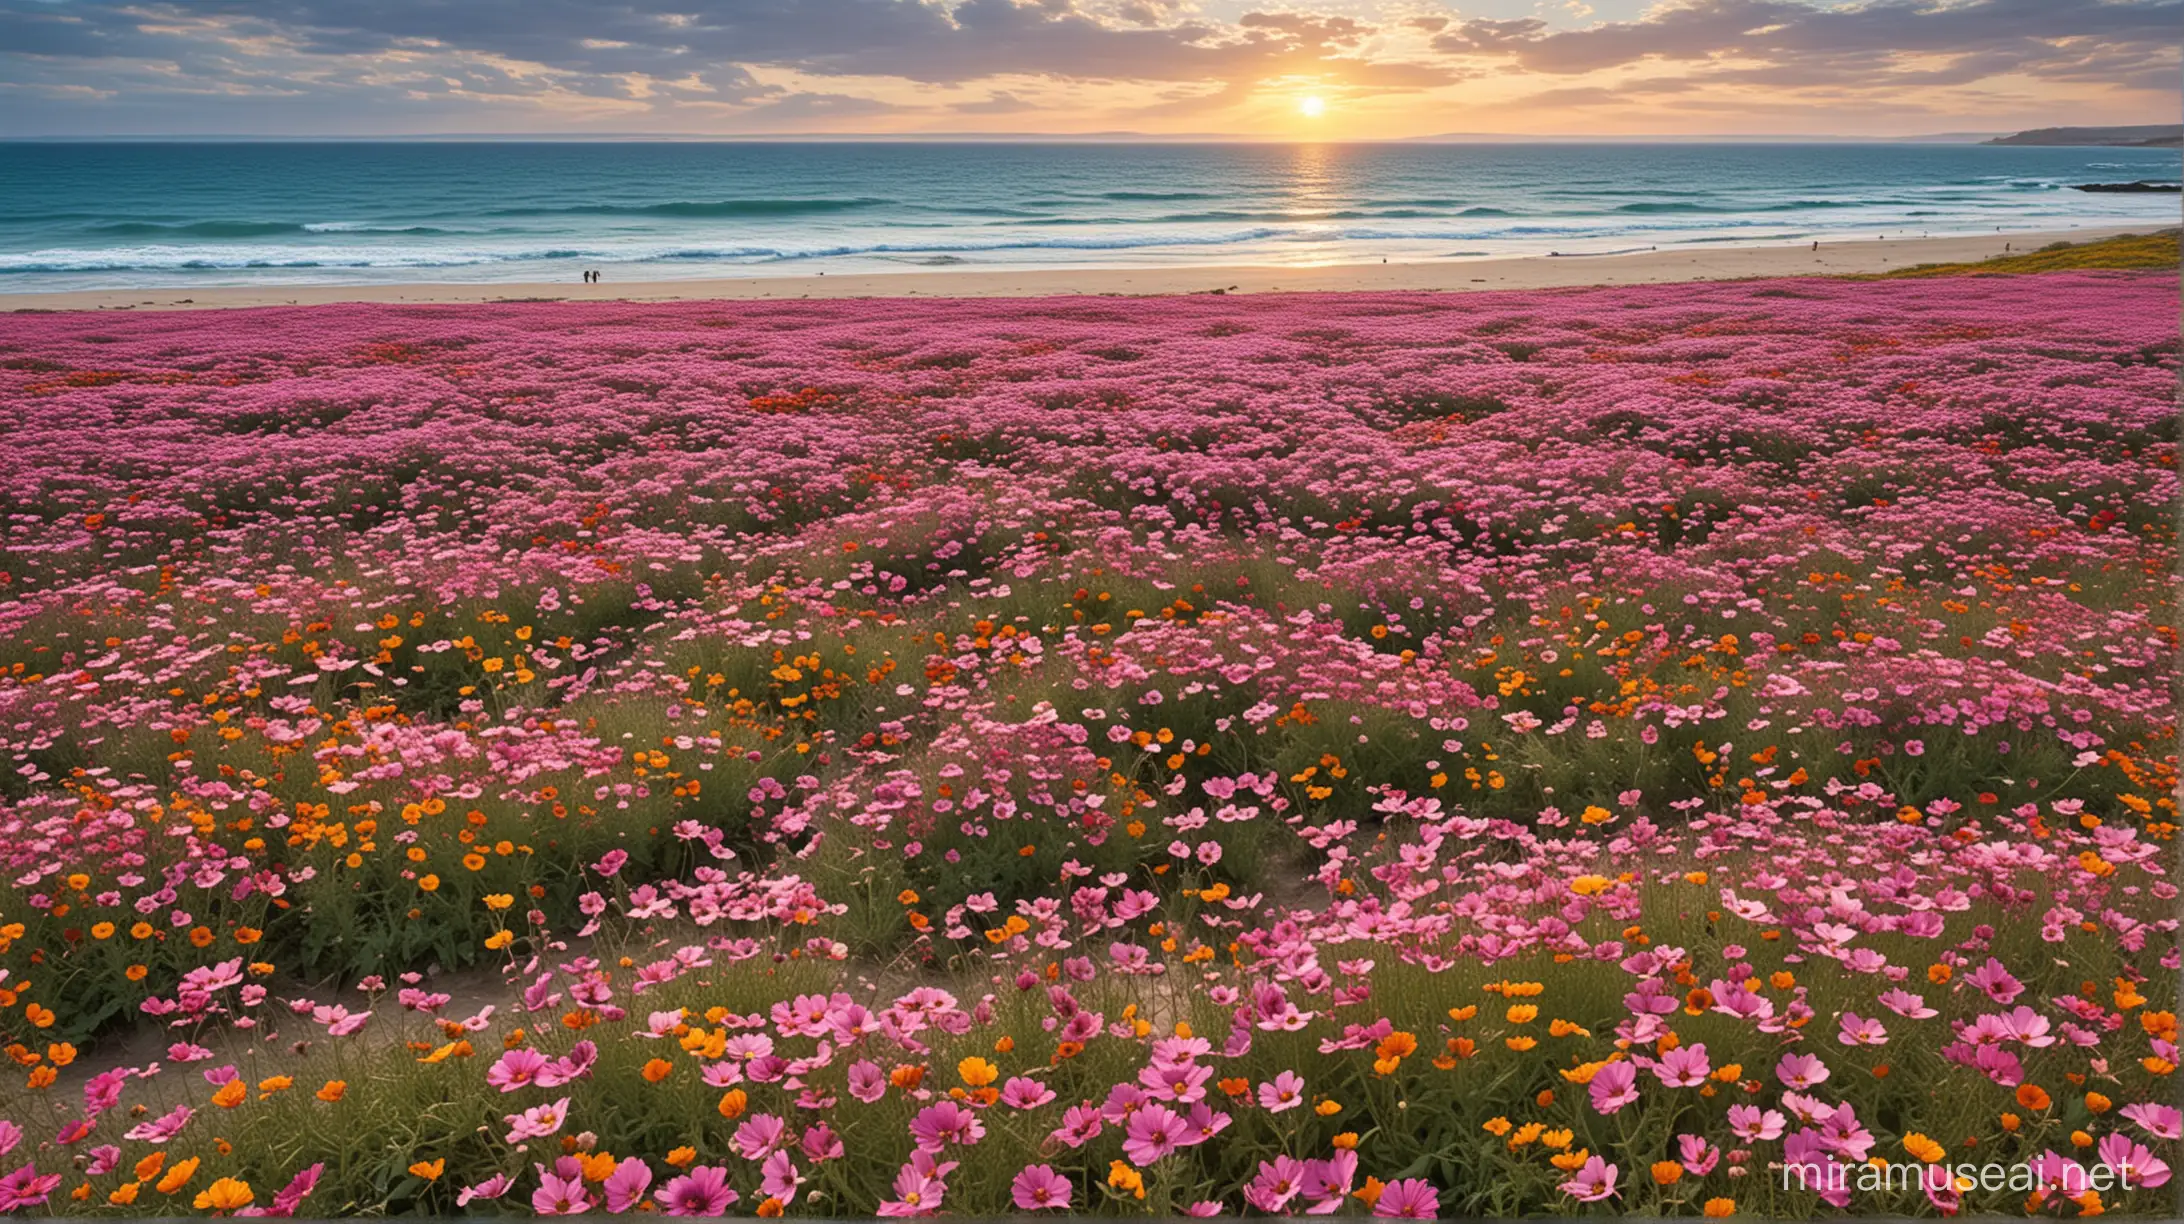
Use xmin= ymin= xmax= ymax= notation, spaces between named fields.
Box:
xmin=1 ymin=0 xmax=2177 ymax=139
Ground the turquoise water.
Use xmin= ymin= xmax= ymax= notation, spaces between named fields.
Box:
xmin=0 ymin=141 xmax=2176 ymax=290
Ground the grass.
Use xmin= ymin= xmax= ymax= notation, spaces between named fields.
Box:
xmin=1857 ymin=229 xmax=2181 ymax=279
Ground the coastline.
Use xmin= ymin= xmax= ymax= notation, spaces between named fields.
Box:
xmin=3 ymin=225 xmax=2155 ymax=311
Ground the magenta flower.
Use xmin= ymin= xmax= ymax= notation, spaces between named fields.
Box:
xmin=1011 ymin=1164 xmax=1072 ymax=1211
xmin=658 ymin=1166 xmax=737 ymax=1217
xmin=1373 ymin=1178 xmax=1441 ymax=1218
xmin=0 ymin=1164 xmax=62 ymax=1213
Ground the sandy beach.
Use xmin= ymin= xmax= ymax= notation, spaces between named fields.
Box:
xmin=4 ymin=226 xmax=2152 ymax=312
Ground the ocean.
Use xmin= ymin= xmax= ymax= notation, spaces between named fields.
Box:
xmin=0 ymin=140 xmax=2176 ymax=291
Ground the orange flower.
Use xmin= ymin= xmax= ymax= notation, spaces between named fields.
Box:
xmin=2085 ymin=1092 xmax=2112 ymax=1114
xmin=1703 ymin=1198 xmax=1737 ymax=1217
xmin=717 ymin=1089 xmax=748 ymax=1119
xmin=211 ymin=1079 xmax=247 ymax=1109
xmin=155 ymin=1156 xmax=201 ymax=1195
xmin=642 ymin=1058 xmax=673 ymax=1083
xmin=408 ymin=1161 xmax=445 ymax=1181
xmin=316 ymin=1080 xmax=347 ymax=1102
xmin=665 ymin=1147 xmax=697 ymax=1168
xmin=1653 ymin=1161 xmax=1684 ymax=1185
xmin=135 ymin=1152 xmax=167 ymax=1182
xmin=2015 ymin=1084 xmax=2052 ymax=1112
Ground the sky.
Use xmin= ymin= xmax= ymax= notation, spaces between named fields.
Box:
xmin=0 ymin=0 xmax=2178 ymax=140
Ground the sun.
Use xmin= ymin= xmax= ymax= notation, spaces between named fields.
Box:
xmin=1297 ymin=95 xmax=1326 ymax=118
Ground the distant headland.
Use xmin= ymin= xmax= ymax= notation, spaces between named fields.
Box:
xmin=1986 ymin=124 xmax=2182 ymax=148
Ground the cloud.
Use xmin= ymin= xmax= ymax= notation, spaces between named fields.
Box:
xmin=1431 ymin=0 xmax=2182 ymax=87
xmin=0 ymin=0 xmax=2174 ymax=134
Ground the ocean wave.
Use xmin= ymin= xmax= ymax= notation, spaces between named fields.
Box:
xmin=483 ymin=197 xmax=893 ymax=218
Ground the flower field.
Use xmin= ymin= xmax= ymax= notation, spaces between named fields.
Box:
xmin=0 ymin=269 xmax=2176 ymax=1217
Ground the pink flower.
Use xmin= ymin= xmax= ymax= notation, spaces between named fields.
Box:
xmin=1000 ymin=1076 xmax=1057 ymax=1110
xmin=1300 ymin=1149 xmax=1357 ymax=1213
xmin=603 ymin=1158 xmax=652 ymax=1214
xmin=1244 ymin=1156 xmax=1306 ymax=1213
xmin=2097 ymin=1134 xmax=2170 ymax=1189
xmin=1011 ymin=1164 xmax=1073 ymax=1211
xmin=759 ymin=1150 xmax=803 ymax=1203
xmin=847 ymin=1059 xmax=887 ymax=1104
xmin=658 ymin=1166 xmax=736 ymax=1217
xmin=1728 ymin=1103 xmax=1786 ymax=1142
xmin=1373 ymin=1178 xmax=1441 ymax=1218
xmin=1122 ymin=1103 xmax=1185 ymax=1165
xmin=1257 ymin=1071 xmax=1305 ymax=1112
xmin=1559 ymin=1156 xmax=1619 ymax=1203
xmin=594 ymin=849 xmax=630 ymax=876
xmin=534 ymin=1040 xmax=598 ymax=1088
xmin=123 ymin=1103 xmax=193 ymax=1144
xmin=487 ymin=1047 xmax=549 ymax=1092
xmin=1837 ymin=1013 xmax=1888 ymax=1046
xmin=733 ymin=1114 xmax=787 ymax=1161
xmin=503 ymin=1096 xmax=572 ymax=1143
xmin=457 ymin=1174 xmax=513 ymax=1206
xmin=531 ymin=1167 xmax=592 ymax=1216
xmin=1776 ymin=1052 xmax=1830 ymax=1090
xmin=908 ymin=1101 xmax=983 ymax=1153
xmin=2121 ymin=1101 xmax=2182 ymax=1141
xmin=1588 ymin=1060 xmax=1640 ymax=1114
xmin=1655 ymin=1042 xmax=1711 ymax=1087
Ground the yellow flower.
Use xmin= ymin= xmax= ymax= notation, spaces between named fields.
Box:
xmin=1506 ymin=1004 xmax=1539 ymax=1024
xmin=1314 ymin=1099 xmax=1342 ymax=1117
xmin=484 ymin=894 xmax=515 ymax=911
xmin=1482 ymin=1116 xmax=1513 ymax=1137
xmin=195 ymin=1178 xmax=254 ymax=1212
xmin=1107 ymin=1161 xmax=1145 ymax=1199
xmin=957 ymin=1056 xmax=999 ymax=1088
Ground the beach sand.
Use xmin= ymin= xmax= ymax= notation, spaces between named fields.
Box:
xmin=4 ymin=226 xmax=2150 ymax=312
